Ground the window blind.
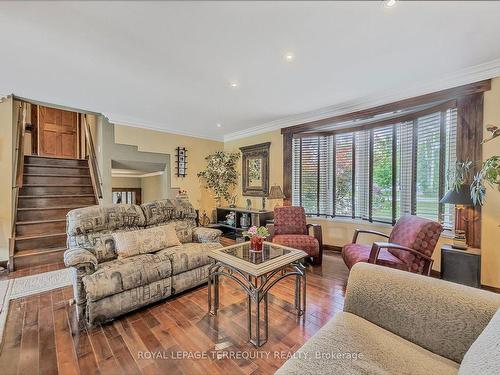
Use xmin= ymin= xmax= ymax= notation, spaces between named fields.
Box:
xmin=291 ymin=107 xmax=457 ymax=226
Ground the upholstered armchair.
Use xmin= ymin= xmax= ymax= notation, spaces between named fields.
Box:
xmin=267 ymin=206 xmax=323 ymax=265
xmin=342 ymin=215 xmax=443 ymax=275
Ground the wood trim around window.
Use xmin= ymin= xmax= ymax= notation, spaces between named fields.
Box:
xmin=283 ymin=80 xmax=489 ymax=246
xmin=282 ymin=80 xmax=490 ymax=135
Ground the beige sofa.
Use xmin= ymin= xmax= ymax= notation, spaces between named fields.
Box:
xmin=276 ymin=263 xmax=500 ymax=375
xmin=64 ymin=198 xmax=222 ymax=326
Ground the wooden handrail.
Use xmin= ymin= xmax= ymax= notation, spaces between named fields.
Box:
xmin=83 ymin=114 xmax=103 ymax=200
xmin=10 ymin=102 xmax=27 ymax=268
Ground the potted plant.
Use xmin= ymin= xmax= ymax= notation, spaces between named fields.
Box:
xmin=470 ymin=125 xmax=500 ymax=206
xmin=197 ymin=151 xmax=240 ymax=207
xmin=242 ymin=226 xmax=270 ymax=252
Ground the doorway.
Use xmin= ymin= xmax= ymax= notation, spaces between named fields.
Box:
xmin=38 ymin=105 xmax=78 ymax=158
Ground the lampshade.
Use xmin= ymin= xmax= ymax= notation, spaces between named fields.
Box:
xmin=268 ymin=185 xmax=285 ymax=199
xmin=440 ymin=184 xmax=473 ymax=206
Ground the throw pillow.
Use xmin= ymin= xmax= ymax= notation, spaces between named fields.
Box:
xmin=113 ymin=224 xmax=181 ymax=258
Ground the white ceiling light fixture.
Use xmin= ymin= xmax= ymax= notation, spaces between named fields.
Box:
xmin=384 ymin=0 xmax=397 ymax=8
xmin=284 ymin=52 xmax=294 ymax=62
xmin=216 ymin=123 xmax=222 ymax=128
xmin=230 ymin=81 xmax=239 ymax=88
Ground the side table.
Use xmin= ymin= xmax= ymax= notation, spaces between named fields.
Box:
xmin=440 ymin=245 xmax=481 ymax=288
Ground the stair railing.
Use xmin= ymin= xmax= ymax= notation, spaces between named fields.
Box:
xmin=83 ymin=114 xmax=103 ymax=201
xmin=9 ymin=102 xmax=27 ymax=270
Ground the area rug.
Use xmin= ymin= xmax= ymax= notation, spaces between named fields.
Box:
xmin=0 ymin=268 xmax=72 ymax=344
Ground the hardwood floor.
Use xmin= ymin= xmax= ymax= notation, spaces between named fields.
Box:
xmin=0 ymin=252 xmax=349 ymax=375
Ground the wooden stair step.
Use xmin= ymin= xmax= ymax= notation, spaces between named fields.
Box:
xmin=17 ymin=205 xmax=85 ymax=221
xmin=14 ymin=232 xmax=67 ymax=252
xmin=23 ymin=164 xmax=90 ymax=176
xmin=20 ymin=184 xmax=95 ymax=196
xmin=24 ymin=155 xmax=88 ymax=167
xmin=13 ymin=247 xmax=66 ymax=270
xmin=23 ymin=174 xmax=92 ymax=186
xmin=18 ymin=194 xmax=96 ymax=208
xmin=15 ymin=219 xmax=66 ymax=236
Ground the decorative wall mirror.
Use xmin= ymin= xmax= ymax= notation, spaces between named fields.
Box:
xmin=240 ymin=142 xmax=270 ymax=197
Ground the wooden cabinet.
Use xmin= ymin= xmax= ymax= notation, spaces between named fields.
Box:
xmin=213 ymin=207 xmax=273 ymax=240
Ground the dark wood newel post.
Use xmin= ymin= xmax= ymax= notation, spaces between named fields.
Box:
xmin=283 ymin=133 xmax=293 ymax=206
xmin=456 ymin=93 xmax=484 ymax=248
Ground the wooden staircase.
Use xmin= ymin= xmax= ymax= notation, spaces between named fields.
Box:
xmin=10 ymin=155 xmax=98 ymax=270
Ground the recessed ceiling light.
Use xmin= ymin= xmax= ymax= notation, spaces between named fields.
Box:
xmin=284 ymin=53 xmax=294 ymax=62
xmin=230 ymin=82 xmax=239 ymax=88
xmin=384 ymin=0 xmax=397 ymax=8
xmin=216 ymin=123 xmax=222 ymax=128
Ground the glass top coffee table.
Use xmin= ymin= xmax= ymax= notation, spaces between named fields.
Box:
xmin=208 ymin=241 xmax=307 ymax=347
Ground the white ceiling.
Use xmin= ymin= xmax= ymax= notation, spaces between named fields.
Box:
xmin=1 ymin=1 xmax=500 ymax=141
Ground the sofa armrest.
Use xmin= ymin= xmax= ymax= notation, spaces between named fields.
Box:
xmin=344 ymin=263 xmax=500 ymax=363
xmin=64 ymin=247 xmax=98 ymax=273
xmin=192 ymin=227 xmax=222 ymax=243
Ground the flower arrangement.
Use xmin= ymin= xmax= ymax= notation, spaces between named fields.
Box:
xmin=242 ymin=226 xmax=269 ymax=238
xmin=242 ymin=226 xmax=269 ymax=251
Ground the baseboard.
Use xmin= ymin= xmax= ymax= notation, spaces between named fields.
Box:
xmin=482 ymin=285 xmax=500 ymax=294
xmin=323 ymin=244 xmax=342 ymax=252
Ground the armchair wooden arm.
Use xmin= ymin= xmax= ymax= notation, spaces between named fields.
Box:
xmin=307 ymin=223 xmax=323 ymax=265
xmin=369 ymin=242 xmax=434 ymax=276
xmin=352 ymin=229 xmax=390 ymax=244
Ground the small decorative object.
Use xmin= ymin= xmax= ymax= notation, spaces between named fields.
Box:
xmin=246 ymin=198 xmax=252 ymax=210
xmin=240 ymin=142 xmax=270 ymax=198
xmin=176 ymin=189 xmax=189 ymax=201
xmin=440 ymin=184 xmax=473 ymax=250
xmin=240 ymin=213 xmax=250 ymax=229
xmin=226 ymin=211 xmax=236 ymax=226
xmin=481 ymin=125 xmax=500 ymax=144
xmin=198 ymin=151 xmax=240 ymax=207
xmin=242 ymin=226 xmax=269 ymax=252
xmin=175 ymin=147 xmax=187 ymax=177
xmin=229 ymin=195 xmax=237 ymax=208
xmin=200 ymin=211 xmax=211 ymax=226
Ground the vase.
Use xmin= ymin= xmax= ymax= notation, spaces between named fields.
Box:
xmin=250 ymin=236 xmax=264 ymax=252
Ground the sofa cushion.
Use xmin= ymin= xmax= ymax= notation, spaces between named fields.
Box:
xmin=140 ymin=198 xmax=197 ymax=226
xmin=276 ymin=312 xmax=459 ymax=375
xmin=159 ymin=242 xmax=222 ymax=275
xmin=113 ymin=224 xmax=181 ymax=258
xmin=82 ymin=251 xmax=173 ymax=302
xmin=342 ymin=243 xmax=407 ymax=270
xmin=67 ymin=204 xmax=146 ymax=235
xmin=459 ymin=309 xmax=500 ymax=375
xmin=169 ymin=219 xmax=197 ymax=244
xmin=273 ymin=235 xmax=319 ymax=257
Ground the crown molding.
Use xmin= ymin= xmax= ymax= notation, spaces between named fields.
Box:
xmin=223 ymin=59 xmax=500 ymax=142
xmin=108 ymin=114 xmax=224 ymax=142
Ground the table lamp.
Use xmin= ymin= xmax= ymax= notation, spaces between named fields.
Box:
xmin=440 ymin=184 xmax=473 ymax=250
xmin=263 ymin=185 xmax=285 ymax=211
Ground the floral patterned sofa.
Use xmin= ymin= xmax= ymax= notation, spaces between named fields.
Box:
xmin=64 ymin=198 xmax=222 ymax=326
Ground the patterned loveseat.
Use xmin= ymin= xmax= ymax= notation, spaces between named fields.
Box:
xmin=64 ymin=198 xmax=222 ymax=325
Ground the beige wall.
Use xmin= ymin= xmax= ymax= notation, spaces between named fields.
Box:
xmin=0 ymin=96 xmax=14 ymax=261
xmin=111 ymin=177 xmax=142 ymax=189
xmin=482 ymin=77 xmax=500 ymax=288
xmin=113 ymin=125 xmax=223 ymax=215
xmin=224 ymin=130 xmax=284 ymax=211
xmin=141 ymin=175 xmax=163 ymax=203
